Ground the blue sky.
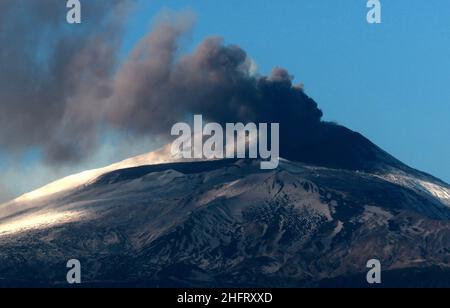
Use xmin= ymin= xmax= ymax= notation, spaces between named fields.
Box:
xmin=121 ymin=0 xmax=450 ymax=181
xmin=1 ymin=0 xmax=449 ymax=201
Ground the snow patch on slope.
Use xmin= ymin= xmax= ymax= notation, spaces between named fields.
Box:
xmin=379 ymin=173 xmax=450 ymax=208
xmin=0 ymin=210 xmax=87 ymax=236
xmin=9 ymin=145 xmax=180 ymax=204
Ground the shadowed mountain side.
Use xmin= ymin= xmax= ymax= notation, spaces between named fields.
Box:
xmin=0 ymin=159 xmax=449 ymax=287
xmin=281 ymin=122 xmax=447 ymax=186
xmin=282 ymin=123 xmax=404 ymax=172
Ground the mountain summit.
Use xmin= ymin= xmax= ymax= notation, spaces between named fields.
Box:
xmin=0 ymin=126 xmax=449 ymax=287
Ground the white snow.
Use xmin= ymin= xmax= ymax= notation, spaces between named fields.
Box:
xmin=0 ymin=210 xmax=87 ymax=236
xmin=9 ymin=144 xmax=181 ymax=204
xmin=379 ymin=173 xmax=450 ymax=208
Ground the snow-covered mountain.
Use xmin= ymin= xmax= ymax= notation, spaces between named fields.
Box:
xmin=0 ymin=134 xmax=449 ymax=287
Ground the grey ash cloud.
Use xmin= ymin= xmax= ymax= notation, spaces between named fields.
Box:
xmin=0 ymin=0 xmax=128 ymax=163
xmin=4 ymin=1 xmax=395 ymax=175
xmin=0 ymin=0 xmax=325 ymax=166
xmin=108 ymin=18 xmax=323 ymax=136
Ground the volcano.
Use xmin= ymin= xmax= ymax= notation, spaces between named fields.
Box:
xmin=0 ymin=124 xmax=449 ymax=288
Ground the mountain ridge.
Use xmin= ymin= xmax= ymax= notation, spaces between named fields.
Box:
xmin=3 ymin=123 xmax=449 ymax=207
xmin=0 ymin=157 xmax=449 ymax=287
xmin=0 ymin=125 xmax=449 ymax=287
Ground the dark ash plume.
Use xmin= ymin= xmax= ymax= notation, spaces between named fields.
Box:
xmin=107 ymin=18 xmax=407 ymax=172
xmin=108 ymin=20 xmax=323 ymax=139
xmin=0 ymin=4 xmax=402 ymax=173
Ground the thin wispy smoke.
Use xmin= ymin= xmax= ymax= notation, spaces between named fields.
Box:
xmin=0 ymin=182 xmax=13 ymax=204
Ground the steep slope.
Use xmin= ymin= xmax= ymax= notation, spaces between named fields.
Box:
xmin=283 ymin=123 xmax=447 ymax=183
xmin=0 ymin=158 xmax=449 ymax=287
xmin=8 ymin=144 xmax=177 ymax=204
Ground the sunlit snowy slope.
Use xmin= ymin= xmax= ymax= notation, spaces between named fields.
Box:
xmin=0 ymin=145 xmax=449 ymax=287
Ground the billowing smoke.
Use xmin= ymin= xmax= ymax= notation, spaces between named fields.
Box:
xmin=1 ymin=1 xmax=387 ymax=175
xmin=0 ymin=1 xmax=324 ymax=166
xmin=108 ymin=20 xmax=323 ymax=137
xmin=0 ymin=0 xmax=129 ymax=163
